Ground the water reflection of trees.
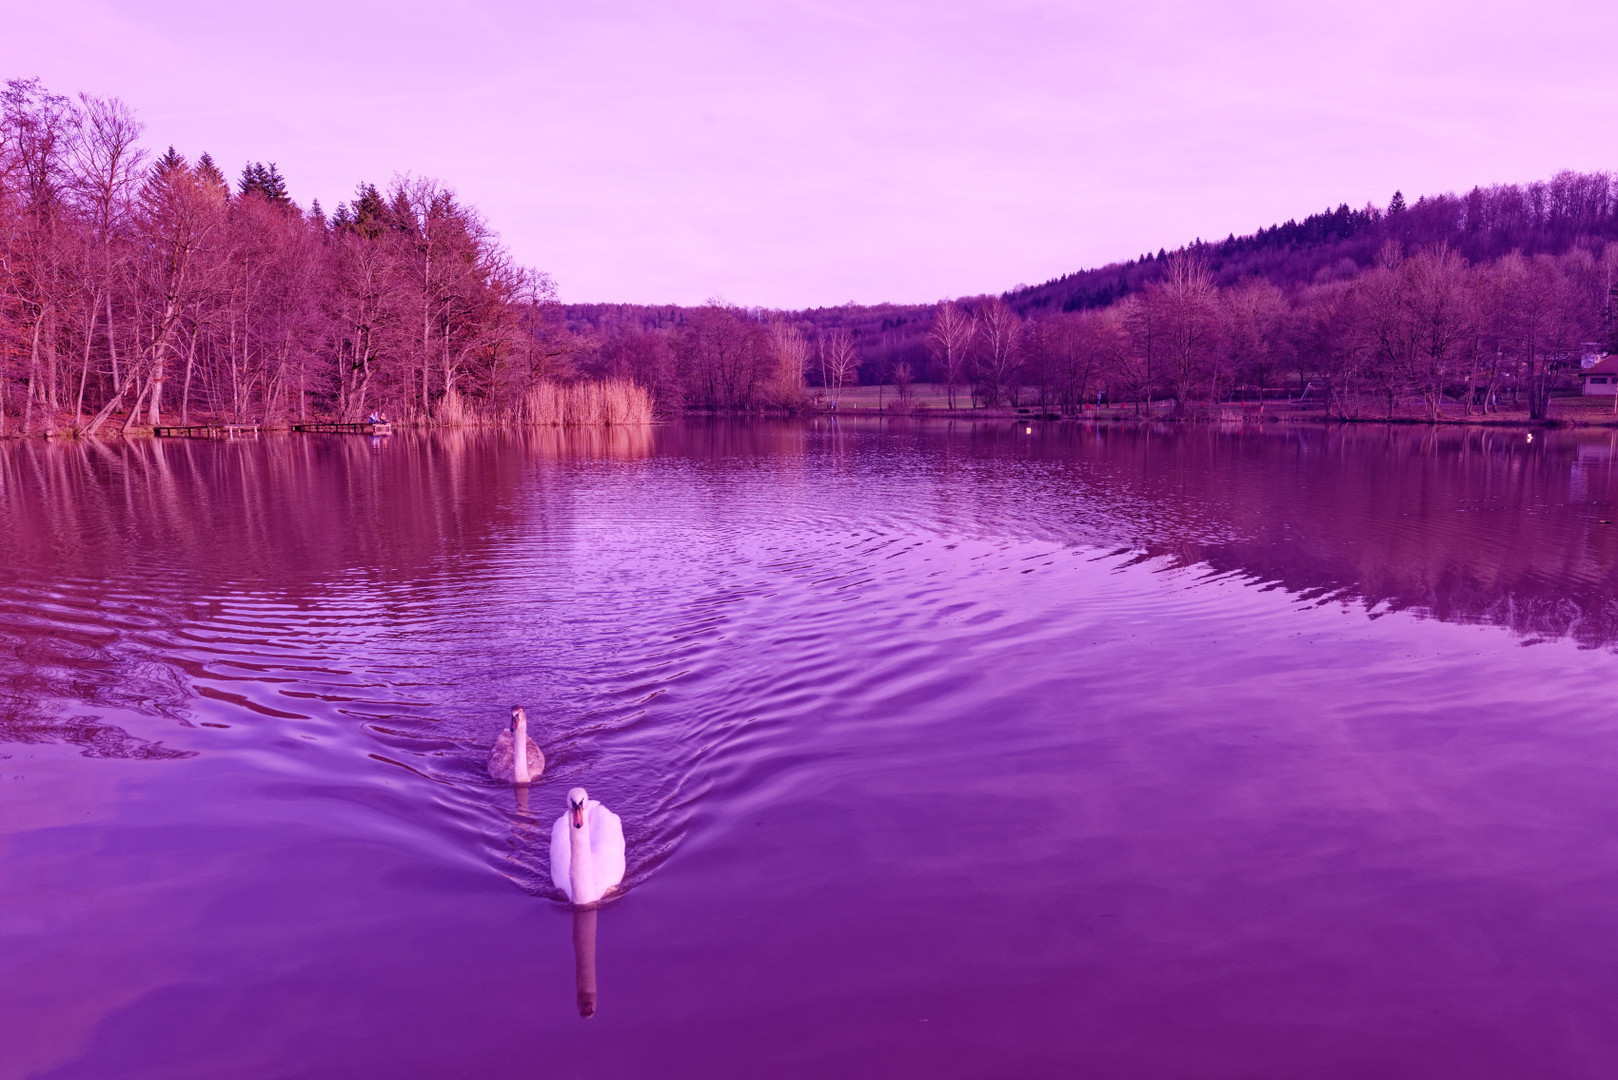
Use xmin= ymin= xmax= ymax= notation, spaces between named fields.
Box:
xmin=951 ymin=421 xmax=1618 ymax=650
xmin=8 ymin=421 xmax=1618 ymax=756
xmin=0 ymin=429 xmax=648 ymax=754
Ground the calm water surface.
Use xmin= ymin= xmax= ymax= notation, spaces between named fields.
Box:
xmin=5 ymin=420 xmax=1618 ymax=1079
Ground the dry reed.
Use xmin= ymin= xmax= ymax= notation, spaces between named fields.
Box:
xmin=520 ymin=379 xmax=653 ymax=426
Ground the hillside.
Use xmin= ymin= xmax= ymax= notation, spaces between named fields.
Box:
xmin=567 ymin=170 xmax=1618 ymax=387
xmin=1009 ymin=171 xmax=1618 ymax=316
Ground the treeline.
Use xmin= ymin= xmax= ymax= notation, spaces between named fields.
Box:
xmin=0 ymin=79 xmax=587 ymax=436
xmin=1014 ymin=174 xmax=1618 ymax=315
xmin=0 ymin=79 xmax=863 ymax=434
xmin=9 ymin=75 xmax=1618 ymax=430
xmin=922 ymin=241 xmax=1617 ymax=419
xmin=573 ymin=177 xmax=1618 ymax=419
xmin=575 ymin=238 xmax=1618 ymax=420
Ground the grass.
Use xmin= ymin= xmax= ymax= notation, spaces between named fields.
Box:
xmin=520 ymin=380 xmax=654 ymax=426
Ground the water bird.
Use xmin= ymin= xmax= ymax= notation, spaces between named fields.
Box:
xmin=551 ymin=787 xmax=626 ymax=906
xmin=488 ymin=705 xmax=545 ymax=785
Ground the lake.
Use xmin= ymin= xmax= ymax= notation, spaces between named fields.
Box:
xmin=5 ymin=419 xmax=1618 ymax=1079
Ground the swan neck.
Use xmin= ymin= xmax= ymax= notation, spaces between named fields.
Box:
xmin=569 ymin=806 xmax=595 ymax=904
xmin=512 ymin=717 xmax=529 ymax=785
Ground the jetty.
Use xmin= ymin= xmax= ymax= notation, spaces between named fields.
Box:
xmin=291 ymin=421 xmax=393 ymax=435
xmin=152 ymin=423 xmax=260 ymax=438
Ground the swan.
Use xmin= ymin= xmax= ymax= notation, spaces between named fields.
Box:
xmin=551 ymin=787 xmax=626 ymax=905
xmin=487 ymin=705 xmax=545 ymax=785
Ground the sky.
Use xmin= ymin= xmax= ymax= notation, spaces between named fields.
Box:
xmin=3 ymin=0 xmax=1617 ymax=308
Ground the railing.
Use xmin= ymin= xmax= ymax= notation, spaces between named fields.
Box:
xmin=151 ymin=423 xmax=260 ymax=438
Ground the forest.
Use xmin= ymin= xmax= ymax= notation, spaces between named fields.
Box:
xmin=575 ymin=179 xmax=1618 ymax=422
xmin=4 ymin=76 xmax=1618 ymax=434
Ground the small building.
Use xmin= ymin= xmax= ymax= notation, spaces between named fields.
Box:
xmin=1583 ymin=355 xmax=1618 ymax=396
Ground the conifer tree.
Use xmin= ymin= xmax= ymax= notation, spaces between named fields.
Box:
xmin=150 ymin=145 xmax=187 ymax=180
xmin=238 ymin=161 xmax=291 ymax=205
xmin=1388 ymin=189 xmax=1407 ymax=214
xmin=195 ymin=152 xmax=224 ymax=187
xmin=194 ymin=152 xmax=228 ymax=199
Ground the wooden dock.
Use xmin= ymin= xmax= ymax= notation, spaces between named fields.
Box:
xmin=152 ymin=423 xmax=260 ymax=438
xmin=290 ymin=422 xmax=393 ymax=435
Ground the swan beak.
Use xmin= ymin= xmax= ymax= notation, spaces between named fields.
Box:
xmin=571 ymin=801 xmax=585 ymax=829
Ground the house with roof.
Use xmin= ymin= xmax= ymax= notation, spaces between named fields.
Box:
xmin=1582 ymin=355 xmax=1618 ymax=396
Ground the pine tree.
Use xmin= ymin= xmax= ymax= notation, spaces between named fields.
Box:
xmin=150 ymin=145 xmax=187 ymax=181
xmin=351 ymin=182 xmax=388 ymax=238
xmin=195 ymin=152 xmax=228 ymax=198
xmin=1388 ymin=189 xmax=1407 ymax=214
xmin=261 ymin=162 xmax=289 ymax=203
xmin=238 ymin=161 xmax=292 ymax=206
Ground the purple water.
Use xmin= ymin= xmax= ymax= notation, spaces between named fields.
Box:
xmin=5 ymin=421 xmax=1618 ymax=1079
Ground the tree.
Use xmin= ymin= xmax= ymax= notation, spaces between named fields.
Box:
xmin=1219 ymin=277 xmax=1288 ymax=403
xmin=926 ymin=301 xmax=973 ymax=409
xmin=1 ymin=78 xmax=77 ymax=433
xmin=675 ymin=303 xmax=773 ymax=411
xmin=972 ymin=298 xmax=1021 ymax=406
xmin=767 ymin=318 xmax=810 ymax=409
xmin=819 ymin=327 xmax=858 ymax=407
xmin=1405 ymin=244 xmax=1475 ymax=420
xmin=238 ymin=161 xmax=291 ymax=206
xmin=64 ymin=93 xmax=145 ymax=423
xmin=890 ymin=360 xmax=914 ymax=407
xmin=1151 ymin=251 xmax=1219 ymax=415
xmin=1352 ymin=243 xmax=1422 ymax=420
xmin=1050 ymin=308 xmax=1126 ymax=414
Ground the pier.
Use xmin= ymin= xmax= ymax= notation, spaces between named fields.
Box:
xmin=290 ymin=422 xmax=393 ymax=435
xmin=152 ymin=423 xmax=261 ymax=438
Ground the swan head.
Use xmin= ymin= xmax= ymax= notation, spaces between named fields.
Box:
xmin=568 ymin=787 xmax=589 ymax=829
xmin=510 ymin=705 xmax=526 ymax=732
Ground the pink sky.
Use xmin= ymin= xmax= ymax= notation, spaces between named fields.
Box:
xmin=4 ymin=1 xmax=1616 ymax=308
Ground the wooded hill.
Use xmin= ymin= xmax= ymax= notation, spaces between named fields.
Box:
xmin=565 ymin=171 xmax=1618 ymax=393
xmin=1011 ymin=174 xmax=1618 ymax=316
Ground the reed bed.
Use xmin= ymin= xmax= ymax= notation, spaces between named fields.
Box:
xmin=520 ymin=379 xmax=653 ymax=426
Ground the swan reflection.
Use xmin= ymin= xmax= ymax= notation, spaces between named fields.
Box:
xmin=573 ymin=907 xmax=598 ymax=1018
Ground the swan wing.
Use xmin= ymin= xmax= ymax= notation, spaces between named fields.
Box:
xmin=588 ymin=801 xmax=627 ymax=893
xmin=523 ymin=736 xmax=546 ymax=779
xmin=486 ymin=730 xmax=515 ymax=781
xmin=550 ymin=813 xmax=572 ymax=897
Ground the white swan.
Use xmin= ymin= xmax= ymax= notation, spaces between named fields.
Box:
xmin=551 ymin=787 xmax=626 ymax=905
xmin=487 ymin=705 xmax=545 ymax=785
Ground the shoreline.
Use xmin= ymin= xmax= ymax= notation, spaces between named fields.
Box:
xmin=9 ymin=403 xmax=1618 ymax=440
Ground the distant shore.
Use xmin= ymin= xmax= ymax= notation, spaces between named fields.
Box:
xmin=11 ymin=385 xmax=1618 ymax=440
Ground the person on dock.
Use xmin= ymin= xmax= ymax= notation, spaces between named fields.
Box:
xmin=367 ymin=411 xmax=380 ymax=424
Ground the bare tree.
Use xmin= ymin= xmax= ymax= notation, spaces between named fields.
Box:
xmin=1352 ymin=242 xmax=1421 ymax=420
xmin=972 ymin=298 xmax=1021 ymax=407
xmin=767 ymin=318 xmax=810 ymax=409
xmin=1219 ymin=277 xmax=1287 ymax=404
xmin=1050 ymin=308 xmax=1126 ymax=414
xmin=1153 ymin=251 xmax=1219 ymax=416
xmin=890 ymin=359 xmax=914 ymax=408
xmin=820 ymin=327 xmax=858 ymax=407
xmin=675 ymin=302 xmax=773 ymax=411
xmin=926 ymin=301 xmax=973 ymax=409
